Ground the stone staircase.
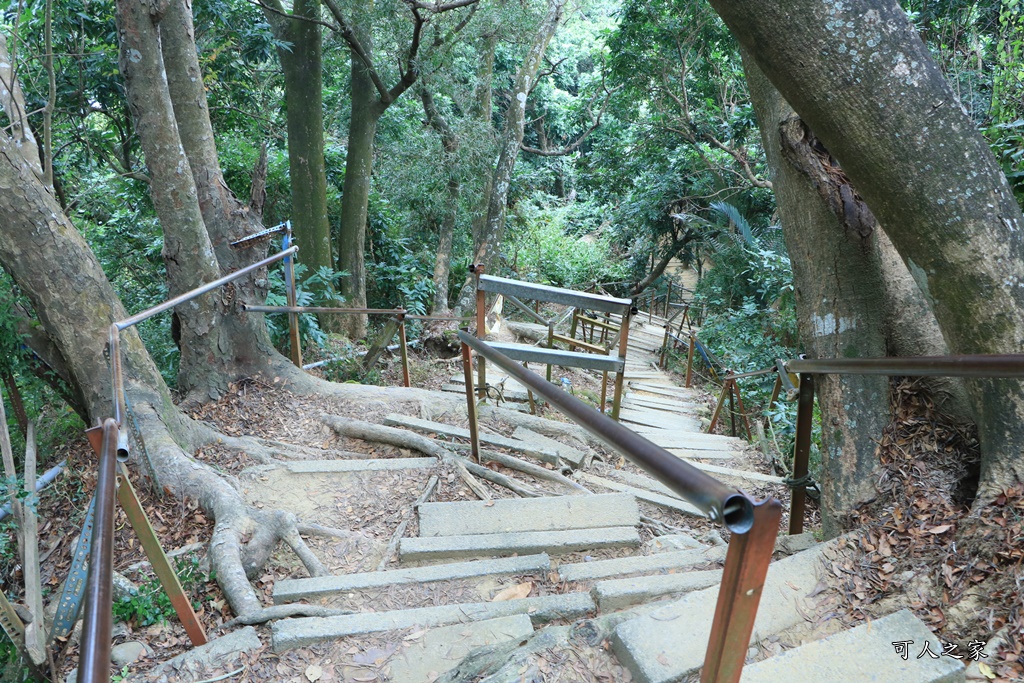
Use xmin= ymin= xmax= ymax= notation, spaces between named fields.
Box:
xmin=253 ymin=308 xmax=965 ymax=683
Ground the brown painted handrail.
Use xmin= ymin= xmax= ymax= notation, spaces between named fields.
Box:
xmin=78 ymin=419 xmax=118 ymax=683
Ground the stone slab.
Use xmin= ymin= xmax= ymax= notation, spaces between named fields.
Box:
xmin=612 ymin=542 xmax=830 ymax=683
xmin=272 ymin=592 xmax=596 ymax=651
xmin=594 ymin=568 xmax=723 ymax=612
xmin=628 ymin=383 xmax=694 ymax=398
xmin=575 ymin=473 xmax=703 ymax=518
xmin=441 ymin=383 xmax=531 ymax=401
xmin=384 ymin=414 xmax=560 ymax=464
xmin=273 ymin=554 xmax=551 ymax=604
xmin=418 ymin=493 xmax=637 ymax=538
xmin=739 ymin=609 xmax=965 ymax=683
xmin=285 ymin=458 xmax=437 ymax=473
xmin=128 ymin=626 xmax=262 ymax=682
xmin=510 ymin=427 xmax=587 ymax=467
xmin=558 ymin=546 xmax=727 ymax=582
xmin=633 ymin=429 xmax=742 ymax=451
xmin=388 ymin=615 xmax=535 ymax=683
xmin=621 ymin=397 xmax=700 ymax=414
xmin=400 ymin=526 xmax=641 ymax=562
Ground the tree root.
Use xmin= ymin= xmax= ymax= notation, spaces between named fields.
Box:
xmin=443 ymin=441 xmax=588 ymax=492
xmin=322 ymin=414 xmax=495 ymax=500
xmin=220 ymin=604 xmax=353 ymax=629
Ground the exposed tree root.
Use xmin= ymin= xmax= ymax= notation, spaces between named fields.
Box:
xmin=221 ymin=604 xmax=352 ymax=629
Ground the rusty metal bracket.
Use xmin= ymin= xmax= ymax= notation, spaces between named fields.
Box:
xmin=702 ymin=497 xmax=783 ymax=683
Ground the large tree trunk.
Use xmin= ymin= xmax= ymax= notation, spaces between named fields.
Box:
xmin=160 ymin=0 xmax=285 ymax=394
xmin=337 ymin=36 xmax=379 ymax=339
xmin=420 ymin=86 xmax=460 ymax=313
xmin=711 ymin=0 xmax=1024 ymax=498
xmin=745 ymin=56 xmax=894 ymax=536
xmin=454 ymin=2 xmax=565 ymax=313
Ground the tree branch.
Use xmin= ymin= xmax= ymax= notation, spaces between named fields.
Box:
xmin=322 ymin=0 xmax=392 ymax=101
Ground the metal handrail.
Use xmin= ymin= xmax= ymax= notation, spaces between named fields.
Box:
xmin=458 ymin=331 xmax=755 ymax=532
xmin=457 ymin=331 xmax=782 ymax=683
xmin=79 ymin=419 xmax=118 ymax=683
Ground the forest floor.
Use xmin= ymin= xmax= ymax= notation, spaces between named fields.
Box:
xmin=4 ymin=320 xmax=1023 ymax=683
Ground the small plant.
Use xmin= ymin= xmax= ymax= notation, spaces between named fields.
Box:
xmin=112 ymin=556 xmax=210 ymax=628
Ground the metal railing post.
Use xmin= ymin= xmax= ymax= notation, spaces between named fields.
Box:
xmin=701 ymin=498 xmax=783 ymax=683
xmin=708 ymin=380 xmax=729 ymax=434
xmin=474 ymin=265 xmax=487 ymax=399
xmin=685 ymin=331 xmax=696 ymax=388
xmin=283 ymin=228 xmax=302 ymax=368
xmin=732 ymin=380 xmax=752 ymax=441
xmin=460 ymin=342 xmax=481 ymax=463
xmin=79 ymin=419 xmax=118 ymax=683
xmin=790 ymin=373 xmax=814 ymax=535
xmin=660 ymin=325 xmax=669 ymax=368
xmin=397 ymin=313 xmax=411 ymax=388
xmin=610 ymin=307 xmax=632 ymax=421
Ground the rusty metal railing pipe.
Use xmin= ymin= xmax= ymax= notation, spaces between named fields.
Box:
xmin=116 ymin=246 xmax=298 ymax=331
xmin=458 ymin=331 xmax=754 ymax=532
xmin=242 ymin=305 xmax=405 ymax=315
xmin=79 ymin=418 xmax=118 ymax=683
xmin=786 ymin=354 xmax=1024 ymax=378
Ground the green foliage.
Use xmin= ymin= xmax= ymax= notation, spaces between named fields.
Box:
xmin=506 ymin=195 xmax=628 ymax=288
xmin=112 ymin=556 xmax=210 ymax=628
xmin=265 ymin=261 xmax=346 ymax=352
xmin=366 ymin=199 xmax=436 ymax=316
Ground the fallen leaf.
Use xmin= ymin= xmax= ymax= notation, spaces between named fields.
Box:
xmin=978 ymin=661 xmax=996 ymax=679
xmin=492 ymin=582 xmax=532 ymax=601
xmin=928 ymin=524 xmax=952 ymax=534
xmin=305 ymin=664 xmax=323 ymax=682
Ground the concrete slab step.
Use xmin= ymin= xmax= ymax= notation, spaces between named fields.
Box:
xmin=400 ymin=526 xmax=641 ymax=562
xmin=510 ymin=426 xmax=587 ymax=467
xmin=622 ymin=397 xmax=700 ymax=413
xmin=593 ymin=568 xmax=723 ymax=612
xmin=739 ymin=609 xmax=965 ymax=683
xmin=632 ymin=429 xmax=743 ymax=451
xmin=273 ymin=554 xmax=551 ymax=604
xmin=628 ymin=383 xmax=692 ymax=398
xmin=558 ymin=546 xmax=727 ymax=582
xmin=612 ymin=541 xmax=832 ymax=683
xmin=575 ymin=473 xmax=702 ymax=518
xmin=441 ymin=383 xmax=530 ymax=402
xmin=284 ymin=458 xmax=437 ymax=473
xmin=417 ymin=493 xmax=639 ymax=537
xmin=388 ymin=615 xmax=535 ymax=683
xmin=619 ymin=409 xmax=702 ymax=431
xmin=685 ymin=461 xmax=785 ymax=485
xmin=271 ymin=592 xmax=596 ymax=652
xmin=383 ymin=414 xmax=561 ymax=464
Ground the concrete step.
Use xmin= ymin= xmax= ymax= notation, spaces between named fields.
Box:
xmin=739 ymin=609 xmax=965 ymax=683
xmin=441 ymin=383 xmax=530 ymax=402
xmin=593 ymin=568 xmax=723 ymax=612
xmin=388 ymin=615 xmax=535 ymax=683
xmin=619 ymin=409 xmax=702 ymax=431
xmin=284 ymin=458 xmax=437 ymax=473
xmin=685 ymin=461 xmax=785 ymax=485
xmin=558 ymin=546 xmax=727 ymax=582
xmin=418 ymin=493 xmax=639 ymax=537
xmin=510 ymin=426 xmax=587 ymax=467
xmin=621 ymin=397 xmax=700 ymax=414
xmin=598 ymin=468 xmax=707 ymax=499
xmin=575 ymin=473 xmax=702 ymax=518
xmin=632 ymin=429 xmax=743 ymax=450
xmin=400 ymin=526 xmax=642 ymax=562
xmin=272 ymin=554 xmax=551 ymax=604
xmin=271 ymin=592 xmax=596 ymax=652
xmin=628 ymin=383 xmax=693 ymax=398
xmin=612 ymin=541 xmax=832 ymax=683
xmin=383 ymin=414 xmax=561 ymax=464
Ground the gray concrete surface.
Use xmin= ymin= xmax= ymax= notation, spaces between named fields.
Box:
xmin=400 ymin=526 xmax=641 ymax=562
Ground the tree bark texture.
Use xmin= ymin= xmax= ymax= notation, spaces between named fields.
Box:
xmin=160 ymin=0 xmax=283 ymax=390
xmin=337 ymin=41 xmax=378 ymax=339
xmin=420 ymin=86 xmax=460 ymax=313
xmin=712 ymin=0 xmax=1024 ymax=496
xmin=745 ymin=54 xmax=892 ymax=535
xmin=271 ymin=0 xmax=336 ymax=303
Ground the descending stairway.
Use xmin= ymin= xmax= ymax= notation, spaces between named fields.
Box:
xmin=256 ymin=307 xmax=962 ymax=682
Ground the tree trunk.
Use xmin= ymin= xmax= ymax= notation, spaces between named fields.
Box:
xmin=744 ymin=55 xmax=893 ymax=536
xmin=420 ymin=86 xmax=460 ymax=313
xmin=116 ymin=0 xmax=227 ymax=397
xmin=160 ymin=0 xmax=284 ymax=392
xmin=454 ymin=2 xmax=565 ymax=313
xmin=711 ymin=0 xmax=1024 ymax=498
xmin=337 ymin=31 xmax=380 ymax=340
xmin=274 ymin=0 xmax=338 ymax=320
